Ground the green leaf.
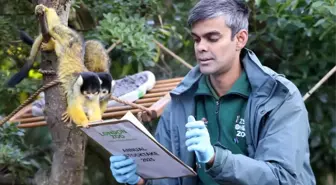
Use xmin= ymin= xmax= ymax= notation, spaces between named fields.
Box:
xmin=121 ymin=64 xmax=132 ymax=76
xmin=311 ymin=1 xmax=325 ymax=8
xmin=314 ymin=18 xmax=326 ymax=27
xmin=267 ymin=0 xmax=277 ymax=6
xmin=327 ymin=5 xmax=336 ymax=16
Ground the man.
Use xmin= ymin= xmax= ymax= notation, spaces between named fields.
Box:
xmin=109 ymin=0 xmax=316 ymax=184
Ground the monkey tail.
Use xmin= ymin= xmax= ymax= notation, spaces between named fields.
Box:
xmin=6 ymin=30 xmax=34 ymax=87
xmin=19 ymin=30 xmax=34 ymax=46
xmin=7 ymin=33 xmax=44 ymax=87
xmin=6 ymin=59 xmax=35 ymax=87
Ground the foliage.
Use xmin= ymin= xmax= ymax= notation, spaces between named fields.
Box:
xmin=0 ymin=0 xmax=42 ymax=116
xmin=82 ymin=0 xmax=162 ymax=21
xmin=95 ymin=12 xmax=157 ymax=71
xmin=0 ymin=122 xmax=52 ymax=183
xmin=82 ymin=0 xmax=198 ymax=79
xmin=246 ymin=0 xmax=336 ymax=183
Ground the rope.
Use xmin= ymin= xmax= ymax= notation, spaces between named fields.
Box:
xmin=0 ymin=78 xmax=155 ymax=127
xmin=0 ymin=80 xmax=60 ymax=126
xmin=39 ymin=69 xmax=56 ymax=75
xmin=109 ymin=95 xmax=153 ymax=121
xmin=109 ymin=95 xmax=150 ymax=112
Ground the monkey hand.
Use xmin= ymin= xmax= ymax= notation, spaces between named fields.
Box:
xmin=61 ymin=111 xmax=72 ymax=124
xmin=40 ymin=39 xmax=55 ymax=51
xmin=66 ymin=106 xmax=90 ymax=128
xmin=35 ymin=4 xmax=48 ymax=16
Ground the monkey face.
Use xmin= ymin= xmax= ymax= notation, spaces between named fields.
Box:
xmin=97 ymin=72 xmax=114 ymax=100
xmin=77 ymin=72 xmax=101 ymax=100
xmin=100 ymin=88 xmax=110 ymax=96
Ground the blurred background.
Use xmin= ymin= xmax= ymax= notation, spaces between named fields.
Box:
xmin=0 ymin=0 xmax=335 ymax=184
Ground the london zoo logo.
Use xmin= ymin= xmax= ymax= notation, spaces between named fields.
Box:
xmin=99 ymin=129 xmax=135 ymax=142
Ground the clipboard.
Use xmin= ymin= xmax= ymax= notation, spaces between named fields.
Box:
xmin=80 ymin=111 xmax=197 ymax=180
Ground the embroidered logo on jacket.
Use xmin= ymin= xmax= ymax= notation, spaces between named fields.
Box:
xmin=234 ymin=115 xmax=246 ymax=143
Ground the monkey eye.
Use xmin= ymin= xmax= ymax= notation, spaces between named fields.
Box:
xmin=102 ymin=90 xmax=108 ymax=94
xmin=83 ymin=91 xmax=88 ymax=95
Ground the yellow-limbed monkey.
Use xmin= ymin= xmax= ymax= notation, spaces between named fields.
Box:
xmin=34 ymin=4 xmax=102 ymax=127
xmin=84 ymin=40 xmax=115 ymax=115
xmin=62 ymin=40 xmax=115 ymax=123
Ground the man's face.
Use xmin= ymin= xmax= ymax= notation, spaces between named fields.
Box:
xmin=191 ymin=16 xmax=239 ymax=76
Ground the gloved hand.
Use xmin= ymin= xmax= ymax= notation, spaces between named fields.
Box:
xmin=110 ymin=155 xmax=140 ymax=185
xmin=185 ymin=115 xmax=215 ymax=163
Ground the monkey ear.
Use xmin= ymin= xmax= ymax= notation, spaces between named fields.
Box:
xmin=75 ymin=75 xmax=84 ymax=86
xmin=111 ymin=80 xmax=116 ymax=91
xmin=111 ymin=80 xmax=116 ymax=87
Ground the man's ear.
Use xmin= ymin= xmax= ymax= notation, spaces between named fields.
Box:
xmin=235 ymin=29 xmax=248 ymax=50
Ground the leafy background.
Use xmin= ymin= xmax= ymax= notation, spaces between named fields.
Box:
xmin=0 ymin=0 xmax=335 ymax=184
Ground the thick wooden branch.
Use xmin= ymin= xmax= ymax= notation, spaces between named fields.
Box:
xmin=33 ymin=1 xmax=88 ymax=185
xmin=38 ymin=13 xmax=51 ymax=42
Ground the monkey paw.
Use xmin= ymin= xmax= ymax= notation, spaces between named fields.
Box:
xmin=71 ymin=114 xmax=89 ymax=128
xmin=40 ymin=40 xmax=55 ymax=51
xmin=35 ymin=4 xmax=47 ymax=15
xmin=61 ymin=112 xmax=72 ymax=123
xmin=89 ymin=115 xmax=102 ymax=123
xmin=80 ymin=123 xmax=90 ymax=129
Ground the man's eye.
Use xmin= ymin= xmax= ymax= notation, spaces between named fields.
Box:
xmin=208 ymin=37 xmax=219 ymax=42
xmin=192 ymin=37 xmax=200 ymax=43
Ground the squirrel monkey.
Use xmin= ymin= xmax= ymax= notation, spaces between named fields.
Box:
xmin=33 ymin=4 xmax=102 ymax=128
xmin=62 ymin=40 xmax=115 ymax=123
xmin=84 ymin=40 xmax=115 ymax=114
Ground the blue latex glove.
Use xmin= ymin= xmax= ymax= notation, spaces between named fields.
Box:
xmin=110 ymin=155 xmax=140 ymax=185
xmin=185 ymin=115 xmax=215 ymax=163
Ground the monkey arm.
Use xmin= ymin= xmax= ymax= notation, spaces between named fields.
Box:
xmin=66 ymin=96 xmax=89 ymax=128
xmin=86 ymin=99 xmax=102 ymax=122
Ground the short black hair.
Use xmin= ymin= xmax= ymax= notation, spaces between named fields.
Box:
xmin=188 ymin=0 xmax=250 ymax=39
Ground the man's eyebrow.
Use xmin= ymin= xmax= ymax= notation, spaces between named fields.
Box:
xmin=191 ymin=31 xmax=222 ymax=37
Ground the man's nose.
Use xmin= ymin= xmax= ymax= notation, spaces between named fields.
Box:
xmin=195 ymin=40 xmax=208 ymax=52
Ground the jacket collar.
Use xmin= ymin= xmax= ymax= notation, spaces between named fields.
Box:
xmin=171 ymin=48 xmax=278 ymax=97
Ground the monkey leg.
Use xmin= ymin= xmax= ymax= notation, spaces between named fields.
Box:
xmin=100 ymin=100 xmax=108 ymax=115
xmin=34 ymin=4 xmax=67 ymax=44
xmin=35 ymin=4 xmax=61 ymax=29
xmin=27 ymin=34 xmax=43 ymax=61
